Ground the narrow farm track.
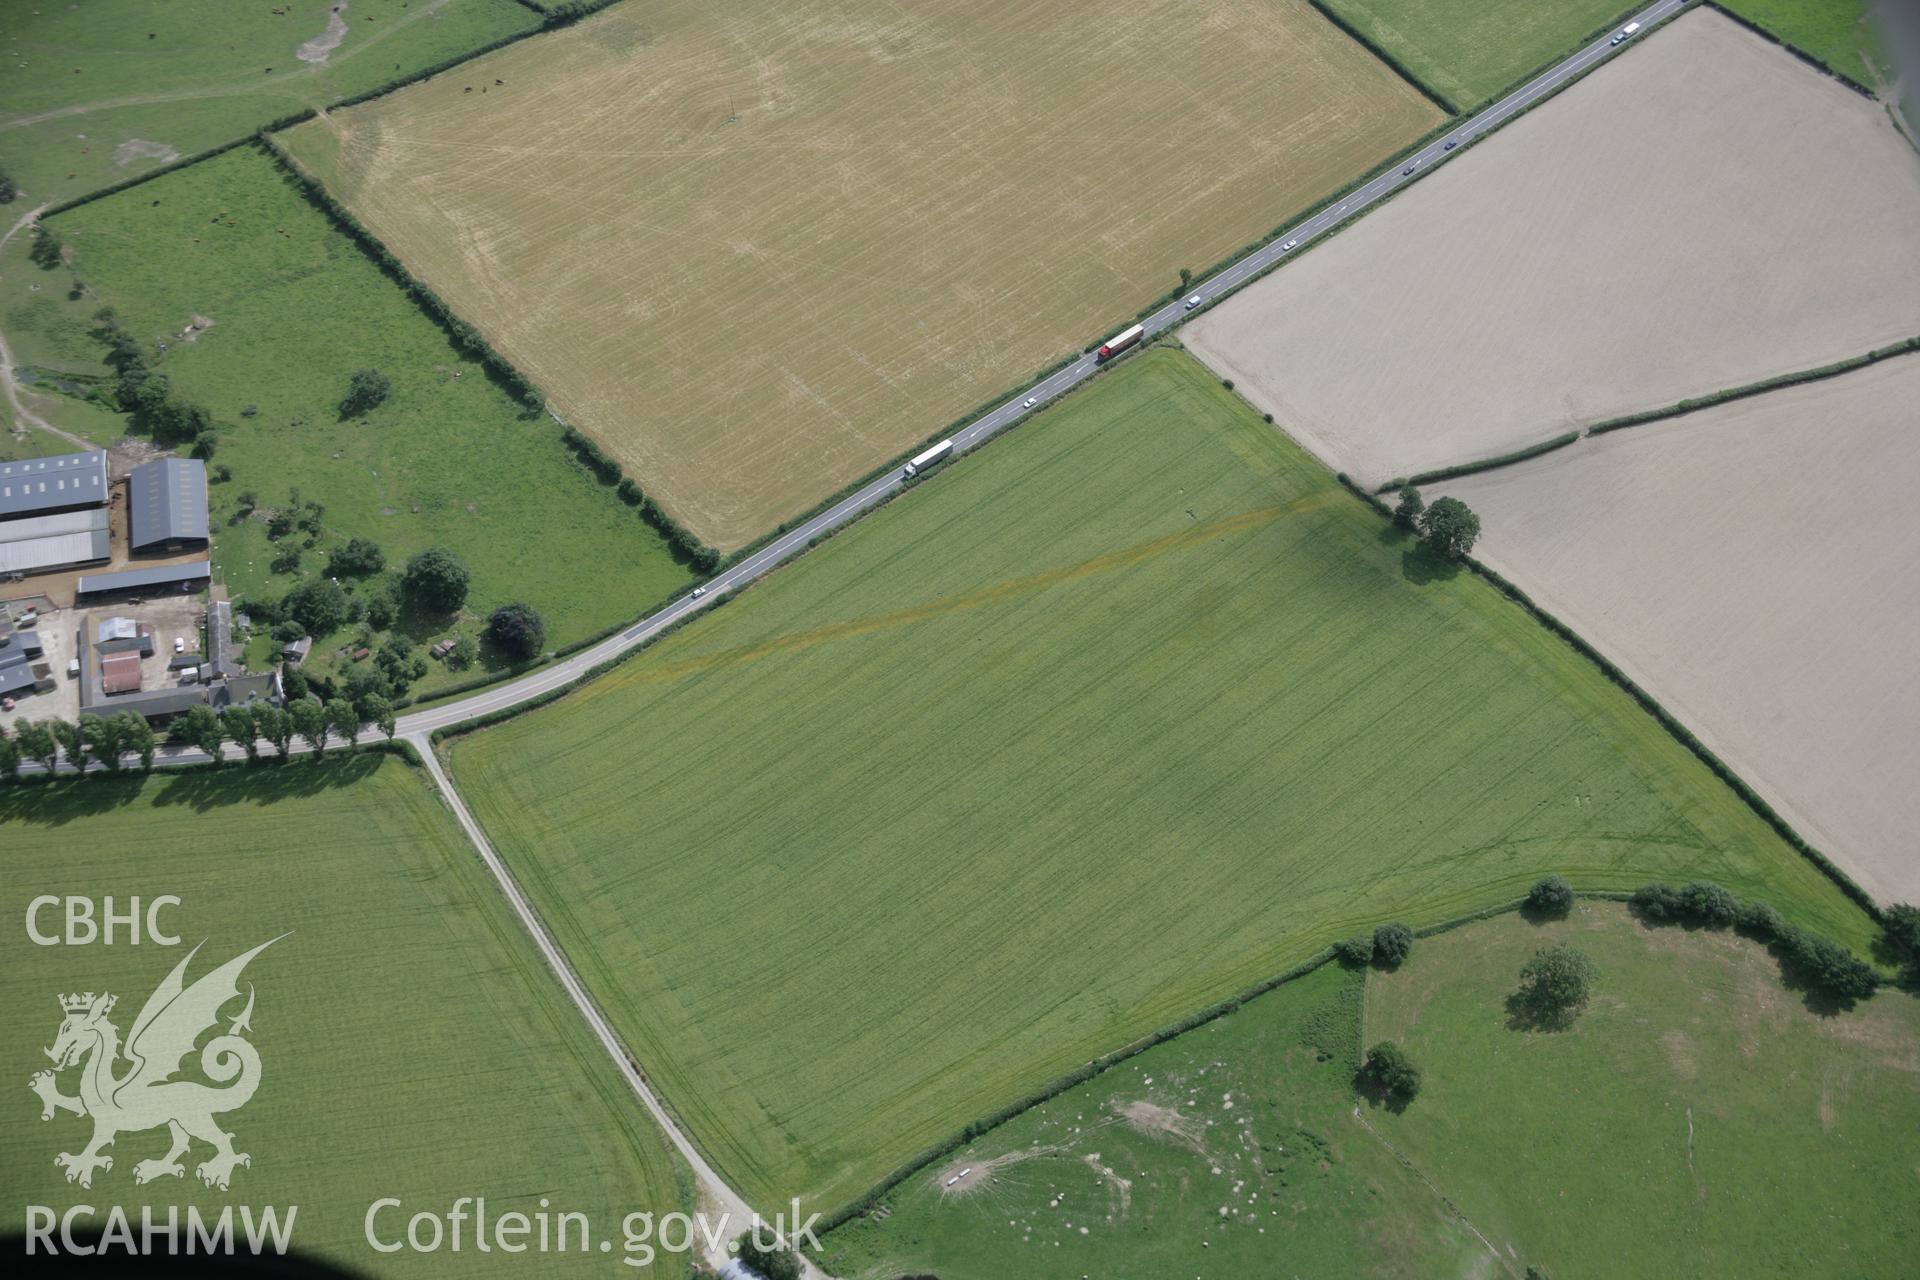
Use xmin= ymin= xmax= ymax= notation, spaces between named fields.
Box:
xmin=0 ymin=202 xmax=96 ymax=451
xmin=409 ymin=740 xmax=795 ymax=1275
xmin=0 ymin=0 xmax=463 ymax=133
xmin=9 ymin=0 xmax=1697 ymax=1244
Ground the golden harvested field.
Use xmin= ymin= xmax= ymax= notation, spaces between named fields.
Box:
xmin=281 ymin=0 xmax=1441 ymax=547
xmin=1186 ymin=8 xmax=1920 ymax=487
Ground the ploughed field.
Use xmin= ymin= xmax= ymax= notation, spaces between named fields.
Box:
xmin=1436 ymin=355 xmax=1920 ymax=904
xmin=1184 ymin=7 xmax=1920 ymax=488
xmin=447 ymin=350 xmax=1871 ymax=1214
xmin=280 ymin=0 xmax=1443 ymax=549
xmin=0 ymin=0 xmax=538 ymax=201
xmin=0 ymin=758 xmax=689 ymax=1278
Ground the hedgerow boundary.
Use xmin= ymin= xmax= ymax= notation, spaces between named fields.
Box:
xmin=32 ymin=4 xmax=575 ymax=218
xmin=808 ymin=890 xmax=1641 ymax=1244
xmin=1331 ymin=471 xmax=1885 ymax=924
xmin=1375 ymin=430 xmax=1581 ymax=491
xmin=1306 ymin=0 xmax=1464 ymax=115
xmin=253 ymin=134 xmax=720 ymax=568
xmin=710 ymin=111 xmax=1465 ymax=579
xmin=1704 ymin=1 xmax=1879 ymax=98
xmin=1370 ymin=337 xmax=1920 ymax=490
xmin=1585 ymin=336 xmax=1920 ymax=436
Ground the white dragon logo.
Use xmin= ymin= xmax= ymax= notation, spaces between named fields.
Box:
xmin=29 ymin=937 xmax=283 ymax=1191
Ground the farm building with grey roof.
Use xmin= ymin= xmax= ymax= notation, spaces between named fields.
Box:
xmin=0 ymin=450 xmax=109 ymax=521
xmin=128 ymin=458 xmax=209 ymax=553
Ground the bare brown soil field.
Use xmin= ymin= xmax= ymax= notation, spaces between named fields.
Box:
xmin=280 ymin=0 xmax=1441 ymax=547
xmin=1436 ymin=355 xmax=1920 ymax=904
xmin=1185 ymin=8 xmax=1920 ymax=487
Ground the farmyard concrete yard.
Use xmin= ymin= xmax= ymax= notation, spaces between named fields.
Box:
xmin=1185 ymin=7 xmax=1920 ymax=487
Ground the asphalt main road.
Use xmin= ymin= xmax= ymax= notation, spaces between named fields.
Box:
xmin=5 ymin=4 xmax=1686 ymax=1262
xmin=386 ymin=0 xmax=1690 ymax=744
xmin=14 ymin=0 xmax=1686 ymax=775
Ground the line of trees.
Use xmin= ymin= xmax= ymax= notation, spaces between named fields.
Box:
xmin=0 ymin=695 xmax=396 ymax=781
xmin=0 ymin=714 xmax=154 ymax=776
xmin=91 ymin=307 xmax=221 ymax=452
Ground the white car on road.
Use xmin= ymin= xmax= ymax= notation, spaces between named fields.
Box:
xmin=1183 ymin=295 xmax=1202 ymax=310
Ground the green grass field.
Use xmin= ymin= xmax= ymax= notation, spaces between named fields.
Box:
xmin=0 ymin=757 xmax=690 ymax=1277
xmin=0 ymin=0 xmax=536 ymax=202
xmin=827 ymin=903 xmax=1919 ymax=1278
xmin=37 ymin=144 xmax=685 ymax=692
xmin=1366 ymin=903 xmax=1920 ymax=1277
xmin=1717 ymin=0 xmax=1891 ymax=89
xmin=447 ymin=349 xmax=1873 ymax=1213
xmin=818 ymin=963 xmax=1483 ymax=1279
xmin=1314 ymin=0 xmax=1637 ymax=109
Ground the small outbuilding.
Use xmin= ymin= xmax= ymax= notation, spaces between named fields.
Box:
xmin=99 ymin=652 xmax=143 ymax=695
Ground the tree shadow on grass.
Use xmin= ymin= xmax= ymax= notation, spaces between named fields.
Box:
xmin=1519 ymin=902 xmax=1574 ymax=928
xmin=1401 ymin=542 xmax=1462 ymax=585
xmin=1351 ymin=1072 xmax=1414 ymax=1115
xmin=144 ymin=752 xmax=387 ymax=815
xmin=1504 ymin=989 xmax=1583 ymax=1033
xmin=0 ymin=774 xmax=146 ymax=827
xmin=0 ymin=753 xmax=388 ymax=827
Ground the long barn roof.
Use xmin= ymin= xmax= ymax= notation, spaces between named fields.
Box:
xmin=0 ymin=451 xmax=108 ymax=520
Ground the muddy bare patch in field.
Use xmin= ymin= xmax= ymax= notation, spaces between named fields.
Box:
xmin=1118 ymin=1099 xmax=1208 ymax=1153
xmin=113 ymin=139 xmax=180 ymax=168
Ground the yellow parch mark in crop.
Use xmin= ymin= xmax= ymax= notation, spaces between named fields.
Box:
xmin=592 ymin=491 xmax=1337 ymax=695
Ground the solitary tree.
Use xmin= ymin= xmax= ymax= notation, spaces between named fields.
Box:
xmin=0 ymin=165 xmax=17 ymax=203
xmin=79 ymin=714 xmax=120 ymax=772
xmin=28 ymin=223 xmax=63 ymax=269
xmin=487 ymin=602 xmax=546 ymax=662
xmin=1392 ymin=484 xmax=1425 ymax=530
xmin=169 ymin=704 xmax=226 ymax=759
xmin=325 ymin=697 xmax=361 ymax=748
xmin=1526 ymin=875 xmax=1575 ymax=918
xmin=220 ymin=705 xmax=260 ymax=762
xmin=282 ymin=577 xmax=350 ymax=638
xmin=253 ymin=705 xmax=294 ymax=757
xmin=288 ymin=697 xmax=329 ymax=756
xmin=1516 ymin=944 xmax=1597 ymax=1021
xmin=402 ymin=547 xmax=470 ymax=614
xmin=327 ymin=537 xmax=385 ymax=578
xmin=117 ymin=713 xmax=156 ymax=771
xmin=447 ymin=632 xmax=477 ymax=671
xmin=1419 ymin=496 xmax=1481 ymax=559
xmin=361 ymin=693 xmax=397 ymax=742
xmin=733 ymin=1236 xmax=802 ymax=1280
xmin=14 ymin=720 xmax=58 ymax=773
xmin=1334 ymin=934 xmax=1374 ymax=966
xmin=1362 ymin=1041 xmax=1422 ymax=1101
xmin=50 ymin=718 xmax=86 ymax=772
xmin=339 ymin=368 xmax=392 ymax=418
xmin=1885 ymin=904 xmax=1920 ymax=977
xmin=1372 ymin=922 xmax=1415 ymax=968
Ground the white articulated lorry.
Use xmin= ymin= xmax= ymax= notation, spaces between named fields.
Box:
xmin=903 ymin=439 xmax=954 ymax=478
